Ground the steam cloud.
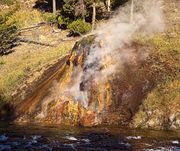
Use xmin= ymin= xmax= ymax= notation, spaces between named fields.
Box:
xmin=40 ymin=0 xmax=165 ymax=112
xmin=67 ymin=0 xmax=165 ymax=108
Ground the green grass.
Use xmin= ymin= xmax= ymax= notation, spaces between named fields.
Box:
xmin=0 ymin=0 xmax=14 ymax=6
xmin=133 ymin=77 xmax=180 ymax=129
xmin=0 ymin=41 xmax=74 ymax=102
xmin=6 ymin=9 xmax=44 ymax=28
xmin=0 ymin=59 xmax=6 ymax=65
xmin=132 ymin=33 xmax=180 ymax=129
xmin=0 ymin=3 xmax=76 ymax=102
xmin=150 ymin=34 xmax=180 ymax=53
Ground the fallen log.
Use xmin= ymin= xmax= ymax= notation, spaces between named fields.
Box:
xmin=18 ymin=22 xmax=46 ymax=32
xmin=18 ymin=21 xmax=57 ymax=32
xmin=19 ymin=38 xmax=54 ymax=47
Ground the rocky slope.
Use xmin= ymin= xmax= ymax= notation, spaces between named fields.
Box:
xmin=1 ymin=0 xmax=179 ymax=130
xmin=13 ymin=33 xmax=178 ymax=129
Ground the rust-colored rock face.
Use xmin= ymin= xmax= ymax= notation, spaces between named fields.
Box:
xmin=14 ymin=35 xmax=153 ymax=126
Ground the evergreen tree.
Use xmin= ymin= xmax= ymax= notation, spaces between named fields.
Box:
xmin=0 ymin=15 xmax=18 ymax=55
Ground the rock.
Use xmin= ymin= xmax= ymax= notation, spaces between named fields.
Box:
xmin=13 ymin=35 xmax=179 ymax=129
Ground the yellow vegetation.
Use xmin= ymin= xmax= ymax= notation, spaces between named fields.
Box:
xmin=0 ymin=41 xmax=74 ymax=102
xmin=7 ymin=9 xmax=43 ymax=28
xmin=133 ymin=79 xmax=180 ymax=129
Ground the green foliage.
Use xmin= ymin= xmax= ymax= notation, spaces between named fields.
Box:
xmin=111 ymin=0 xmax=129 ymax=9
xmin=0 ymin=1 xmax=20 ymax=18
xmin=58 ymin=0 xmax=99 ymax=29
xmin=62 ymin=0 xmax=76 ymax=17
xmin=0 ymin=0 xmax=14 ymax=6
xmin=132 ymin=34 xmax=180 ymax=129
xmin=0 ymin=15 xmax=18 ymax=55
xmin=0 ymin=2 xmax=20 ymax=55
xmin=57 ymin=0 xmax=128 ymax=30
xmin=135 ymin=34 xmax=179 ymax=80
xmin=58 ymin=0 xmax=86 ymax=28
xmin=0 ymin=59 xmax=6 ymax=65
xmin=58 ymin=15 xmax=72 ymax=28
xmin=133 ymin=78 xmax=180 ymax=129
xmin=42 ymin=13 xmax=57 ymax=23
xmin=57 ymin=0 xmax=76 ymax=28
xmin=68 ymin=19 xmax=91 ymax=36
xmin=150 ymin=35 xmax=180 ymax=54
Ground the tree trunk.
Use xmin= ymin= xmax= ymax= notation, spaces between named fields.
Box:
xmin=52 ymin=0 xmax=56 ymax=14
xmin=81 ymin=0 xmax=86 ymax=21
xmin=76 ymin=0 xmax=86 ymax=21
xmin=107 ymin=0 xmax=111 ymax=12
xmin=92 ymin=1 xmax=96 ymax=30
xmin=130 ymin=0 xmax=134 ymax=23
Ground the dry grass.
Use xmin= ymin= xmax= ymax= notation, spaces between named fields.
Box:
xmin=6 ymin=9 xmax=43 ymax=28
xmin=0 ymin=2 xmax=77 ymax=103
xmin=132 ymin=0 xmax=180 ymax=129
xmin=0 ymin=31 xmax=75 ymax=102
xmin=133 ymin=78 xmax=180 ymax=129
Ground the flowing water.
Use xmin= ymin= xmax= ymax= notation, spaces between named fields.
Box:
xmin=0 ymin=122 xmax=179 ymax=151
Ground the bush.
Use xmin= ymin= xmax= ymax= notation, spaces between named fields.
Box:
xmin=68 ymin=19 xmax=91 ymax=36
xmin=42 ymin=13 xmax=57 ymax=23
xmin=58 ymin=16 xmax=72 ymax=29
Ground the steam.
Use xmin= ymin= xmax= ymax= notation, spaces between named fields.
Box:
xmin=67 ymin=0 xmax=165 ymax=108
xmin=39 ymin=0 xmax=165 ymax=113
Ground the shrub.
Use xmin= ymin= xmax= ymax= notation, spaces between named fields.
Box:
xmin=42 ymin=13 xmax=57 ymax=23
xmin=58 ymin=16 xmax=72 ymax=29
xmin=68 ymin=19 xmax=91 ymax=36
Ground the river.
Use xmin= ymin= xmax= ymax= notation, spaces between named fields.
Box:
xmin=0 ymin=122 xmax=179 ymax=151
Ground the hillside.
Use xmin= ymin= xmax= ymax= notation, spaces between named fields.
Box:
xmin=0 ymin=0 xmax=179 ymax=130
xmin=0 ymin=0 xmax=78 ymax=106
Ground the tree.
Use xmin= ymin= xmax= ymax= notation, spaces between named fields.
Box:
xmin=107 ymin=0 xmax=111 ymax=12
xmin=52 ymin=0 xmax=56 ymax=13
xmin=111 ymin=0 xmax=128 ymax=10
xmin=130 ymin=0 xmax=134 ymax=23
xmin=0 ymin=15 xmax=18 ymax=55
xmin=92 ymin=0 xmax=96 ymax=30
xmin=75 ymin=0 xmax=86 ymax=21
xmin=58 ymin=0 xmax=85 ymax=28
